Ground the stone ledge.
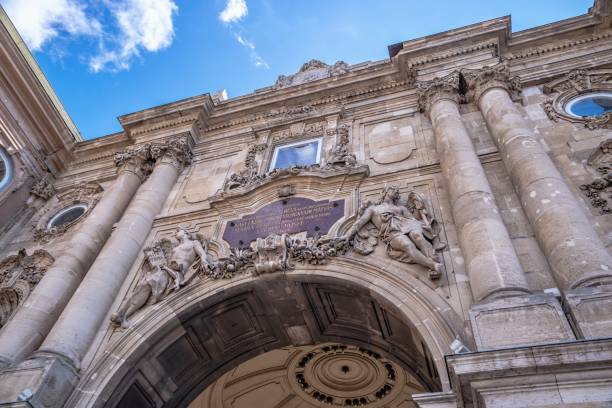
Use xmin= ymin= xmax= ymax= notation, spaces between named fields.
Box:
xmin=566 ymin=285 xmax=612 ymax=339
xmin=469 ymin=293 xmax=575 ymax=351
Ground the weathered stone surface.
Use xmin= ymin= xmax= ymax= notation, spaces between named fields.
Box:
xmin=470 ymin=293 xmax=575 ymax=350
xmin=2 ymin=2 xmax=612 ymax=408
xmin=566 ymin=286 xmax=612 ymax=339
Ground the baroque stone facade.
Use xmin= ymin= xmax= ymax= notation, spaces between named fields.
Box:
xmin=1 ymin=2 xmax=612 ymax=408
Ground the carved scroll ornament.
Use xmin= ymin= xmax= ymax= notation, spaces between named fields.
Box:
xmin=580 ymin=139 xmax=612 ymax=214
xmin=0 ymin=249 xmax=54 ymax=328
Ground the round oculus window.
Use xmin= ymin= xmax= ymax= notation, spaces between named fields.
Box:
xmin=47 ymin=204 xmax=87 ymax=229
xmin=565 ymin=92 xmax=612 ymax=118
xmin=0 ymin=148 xmax=12 ymax=192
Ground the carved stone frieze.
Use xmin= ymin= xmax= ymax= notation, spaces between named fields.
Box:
xmin=204 ymin=80 xmax=407 ymax=133
xmin=543 ymin=68 xmax=612 ymax=130
xmin=272 ymin=121 xmax=326 ymax=143
xmin=0 ymin=249 xmax=54 ymax=328
xmin=275 ymin=59 xmax=350 ymax=89
xmin=580 ymin=139 xmax=612 ymax=214
xmin=461 ymin=63 xmax=522 ymax=103
xmin=416 ymin=71 xmax=462 ymax=113
xmin=33 ymin=181 xmax=104 ymax=243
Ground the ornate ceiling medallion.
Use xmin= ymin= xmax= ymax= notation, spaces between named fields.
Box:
xmin=289 ymin=344 xmax=403 ymax=406
xmin=543 ymin=68 xmax=612 ymax=130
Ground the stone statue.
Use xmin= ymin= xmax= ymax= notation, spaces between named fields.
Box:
xmin=326 ymin=125 xmax=357 ymax=167
xmin=407 ymin=191 xmax=446 ymax=252
xmin=111 ymin=228 xmax=213 ymax=328
xmin=340 ymin=186 xmax=444 ymax=279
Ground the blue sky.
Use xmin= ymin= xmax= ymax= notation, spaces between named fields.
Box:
xmin=1 ymin=0 xmax=593 ymax=140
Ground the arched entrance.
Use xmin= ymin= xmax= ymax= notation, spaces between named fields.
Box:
xmin=68 ymin=257 xmax=468 ymax=407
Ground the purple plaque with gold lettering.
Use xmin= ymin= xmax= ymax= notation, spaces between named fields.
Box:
xmin=223 ymin=197 xmax=345 ymax=248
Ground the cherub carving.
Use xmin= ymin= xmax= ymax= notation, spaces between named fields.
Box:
xmin=111 ymin=228 xmax=213 ymax=328
xmin=340 ymin=186 xmax=444 ymax=279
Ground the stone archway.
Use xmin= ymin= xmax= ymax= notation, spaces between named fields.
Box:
xmin=68 ymin=257 xmax=468 ymax=408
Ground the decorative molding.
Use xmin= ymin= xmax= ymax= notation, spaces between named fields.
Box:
xmin=461 ymin=63 xmax=522 ymax=103
xmin=405 ymin=41 xmax=498 ymax=69
xmin=0 ymin=248 xmax=54 ymax=328
xmin=204 ymin=80 xmax=407 ymax=133
xmin=33 ymin=181 xmax=103 ymax=243
xmin=114 ymin=135 xmax=193 ymax=179
xmin=543 ymin=68 xmax=612 ymax=130
xmin=274 ymin=59 xmax=350 ymax=89
xmin=290 ymin=344 xmax=403 ymax=405
xmin=416 ymin=71 xmax=462 ymax=114
xmin=220 ymin=123 xmax=361 ymax=195
xmin=505 ymin=31 xmax=612 ymax=61
xmin=29 ymin=177 xmax=55 ymax=201
xmin=272 ymin=121 xmax=326 ymax=143
xmin=580 ymin=139 xmax=612 ymax=214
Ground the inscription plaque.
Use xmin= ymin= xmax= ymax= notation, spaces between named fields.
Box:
xmin=223 ymin=197 xmax=345 ymax=248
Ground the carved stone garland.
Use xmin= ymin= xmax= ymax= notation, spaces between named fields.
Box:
xmin=543 ymin=68 xmax=612 ymax=130
xmin=112 ymin=186 xmax=445 ymax=328
xmin=32 ymin=181 xmax=103 ymax=243
xmin=580 ymin=139 xmax=612 ymax=214
xmin=0 ymin=249 xmax=54 ymax=328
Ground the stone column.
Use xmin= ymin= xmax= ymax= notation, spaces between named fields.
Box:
xmin=463 ymin=64 xmax=612 ymax=291
xmin=417 ymin=73 xmax=530 ymax=302
xmin=35 ymin=136 xmax=191 ymax=368
xmin=0 ymin=146 xmax=151 ymax=366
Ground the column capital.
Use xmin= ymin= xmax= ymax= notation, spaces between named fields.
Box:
xmin=461 ymin=63 xmax=522 ymax=104
xmin=416 ymin=71 xmax=461 ymax=115
xmin=114 ymin=144 xmax=153 ymax=181
xmin=150 ymin=135 xmax=193 ymax=171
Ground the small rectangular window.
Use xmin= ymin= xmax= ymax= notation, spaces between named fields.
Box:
xmin=269 ymin=137 xmax=322 ymax=171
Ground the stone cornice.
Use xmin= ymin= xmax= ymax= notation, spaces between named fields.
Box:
xmin=506 ymin=31 xmax=612 ymax=62
xmin=205 ymin=79 xmax=407 ymax=133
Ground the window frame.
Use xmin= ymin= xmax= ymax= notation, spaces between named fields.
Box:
xmin=565 ymin=91 xmax=612 ymax=118
xmin=47 ymin=203 xmax=88 ymax=230
xmin=0 ymin=147 xmax=13 ymax=193
xmin=268 ymin=137 xmax=323 ymax=171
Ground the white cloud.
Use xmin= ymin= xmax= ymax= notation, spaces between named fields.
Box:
xmin=89 ymin=0 xmax=178 ymax=72
xmin=219 ymin=0 xmax=247 ymax=23
xmin=0 ymin=0 xmax=101 ymax=50
xmin=235 ymin=33 xmax=268 ymax=69
xmin=1 ymin=0 xmax=178 ymax=72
